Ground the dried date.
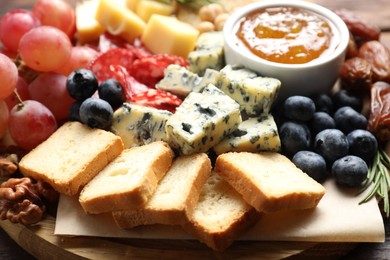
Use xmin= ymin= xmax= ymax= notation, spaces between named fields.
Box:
xmin=339 ymin=57 xmax=372 ymax=91
xmin=335 ymin=9 xmax=381 ymax=45
xmin=368 ymin=81 xmax=390 ymax=142
xmin=346 ymin=33 xmax=359 ymax=59
xmin=358 ymin=41 xmax=390 ymax=83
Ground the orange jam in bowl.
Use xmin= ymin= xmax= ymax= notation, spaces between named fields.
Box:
xmin=235 ymin=6 xmax=340 ymax=64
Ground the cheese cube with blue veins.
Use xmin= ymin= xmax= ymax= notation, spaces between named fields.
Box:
xmin=188 ymin=31 xmax=225 ymax=76
xmin=217 ymin=65 xmax=281 ymax=116
xmin=196 ymin=68 xmax=221 ymax=92
xmin=156 ymin=64 xmax=202 ymax=97
xmin=111 ymin=103 xmax=172 ymax=148
xmin=214 ymin=114 xmax=281 ymax=155
xmin=157 ymin=66 xmax=222 ymax=97
xmin=165 ymin=84 xmax=242 ymax=155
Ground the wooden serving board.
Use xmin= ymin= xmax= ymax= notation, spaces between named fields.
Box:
xmin=0 ymin=215 xmax=357 ymax=259
xmin=1 ymin=0 xmax=389 ymax=259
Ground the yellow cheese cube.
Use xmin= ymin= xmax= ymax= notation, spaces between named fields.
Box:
xmin=126 ymin=0 xmax=140 ymax=10
xmin=75 ymin=0 xmax=105 ymax=43
xmin=136 ymin=0 xmax=176 ymax=22
xmin=141 ymin=14 xmax=199 ymax=58
xmin=95 ymin=0 xmax=146 ymax=43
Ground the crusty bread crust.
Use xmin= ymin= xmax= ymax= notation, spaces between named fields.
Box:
xmin=113 ymin=153 xmax=211 ymax=228
xmin=19 ymin=121 xmax=124 ymax=196
xmin=215 ymin=152 xmax=325 ymax=213
xmin=79 ymin=141 xmax=175 ymax=214
xmin=184 ymin=207 xmax=259 ymax=252
xmin=182 ymin=172 xmax=260 ymax=252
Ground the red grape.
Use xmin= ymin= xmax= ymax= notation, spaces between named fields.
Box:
xmin=4 ymin=76 xmax=30 ymax=110
xmin=9 ymin=100 xmax=57 ymax=151
xmin=0 ymin=9 xmax=41 ymax=52
xmin=54 ymin=46 xmax=99 ymax=76
xmin=33 ymin=0 xmax=76 ymax=38
xmin=0 ymin=53 xmax=18 ymax=99
xmin=28 ymin=72 xmax=75 ymax=122
xmin=19 ymin=26 xmax=72 ymax=72
xmin=0 ymin=100 xmax=9 ymax=139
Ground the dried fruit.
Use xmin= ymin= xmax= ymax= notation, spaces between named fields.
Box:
xmin=346 ymin=33 xmax=358 ymax=59
xmin=334 ymin=9 xmax=380 ymax=45
xmin=358 ymin=41 xmax=390 ymax=83
xmin=368 ymin=81 xmax=390 ymax=142
xmin=339 ymin=57 xmax=372 ymax=91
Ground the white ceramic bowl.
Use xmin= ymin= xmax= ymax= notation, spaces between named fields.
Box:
xmin=223 ymin=0 xmax=350 ymax=99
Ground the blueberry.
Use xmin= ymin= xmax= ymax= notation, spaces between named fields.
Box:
xmin=79 ymin=98 xmax=113 ymax=130
xmin=314 ymin=129 xmax=349 ymax=165
xmin=333 ymin=106 xmax=368 ymax=134
xmin=283 ymin=96 xmax=316 ymax=121
xmin=279 ymin=121 xmax=311 ymax=157
xmin=68 ymin=101 xmax=83 ymax=122
xmin=347 ymin=129 xmax=378 ymax=163
xmin=98 ymin=79 xmax=126 ymax=109
xmin=292 ymin=151 xmax=327 ymax=182
xmin=66 ymin=69 xmax=98 ymax=101
xmin=332 ymin=90 xmax=362 ymax=112
xmin=309 ymin=112 xmax=336 ymax=136
xmin=311 ymin=94 xmax=334 ymax=115
xmin=332 ymin=155 xmax=368 ymax=187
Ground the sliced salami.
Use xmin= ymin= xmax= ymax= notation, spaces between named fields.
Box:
xmin=131 ymin=89 xmax=182 ymax=113
xmin=129 ymin=54 xmax=189 ymax=88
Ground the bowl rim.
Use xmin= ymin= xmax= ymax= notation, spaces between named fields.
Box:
xmin=223 ymin=0 xmax=350 ymax=69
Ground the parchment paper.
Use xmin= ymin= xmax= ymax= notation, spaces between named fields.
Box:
xmin=54 ymin=179 xmax=385 ymax=242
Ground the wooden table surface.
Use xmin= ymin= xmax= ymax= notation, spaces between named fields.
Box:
xmin=1 ymin=0 xmax=390 ymax=259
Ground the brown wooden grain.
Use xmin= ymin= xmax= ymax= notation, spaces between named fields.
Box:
xmin=0 ymin=0 xmax=390 ymax=259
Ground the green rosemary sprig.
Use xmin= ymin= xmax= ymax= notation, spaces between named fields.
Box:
xmin=152 ymin=0 xmax=218 ymax=9
xmin=359 ymin=147 xmax=390 ymax=217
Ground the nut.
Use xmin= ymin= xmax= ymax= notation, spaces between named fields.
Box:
xmin=0 ymin=177 xmax=59 ymax=225
xmin=0 ymin=154 xmax=18 ymax=177
xmin=214 ymin=13 xmax=229 ymax=31
xmin=196 ymin=21 xmax=215 ymax=34
xmin=199 ymin=3 xmax=225 ymax=23
xmin=358 ymin=41 xmax=390 ymax=83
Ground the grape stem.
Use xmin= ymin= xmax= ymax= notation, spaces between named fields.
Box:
xmin=13 ymin=89 xmax=24 ymax=109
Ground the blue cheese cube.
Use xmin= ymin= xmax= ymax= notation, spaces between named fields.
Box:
xmin=214 ymin=114 xmax=281 ymax=155
xmin=166 ymin=84 xmax=242 ymax=155
xmin=196 ymin=68 xmax=221 ymax=92
xmin=156 ymin=64 xmax=202 ymax=97
xmin=188 ymin=31 xmax=225 ymax=76
xmin=111 ymin=103 xmax=172 ymax=148
xmin=217 ymin=65 xmax=281 ymax=116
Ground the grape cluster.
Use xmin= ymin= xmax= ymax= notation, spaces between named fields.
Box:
xmin=0 ymin=0 xmax=98 ymax=151
xmin=66 ymin=69 xmax=126 ymax=130
xmin=275 ymin=90 xmax=378 ymax=187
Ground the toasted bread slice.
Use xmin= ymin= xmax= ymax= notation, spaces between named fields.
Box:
xmin=113 ymin=153 xmax=211 ymax=228
xmin=79 ymin=141 xmax=174 ymax=214
xmin=215 ymin=152 xmax=325 ymax=213
xmin=19 ymin=121 xmax=124 ymax=196
xmin=183 ymin=172 xmax=259 ymax=252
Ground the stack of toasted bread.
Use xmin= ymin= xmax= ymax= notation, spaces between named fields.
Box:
xmin=19 ymin=121 xmax=325 ymax=252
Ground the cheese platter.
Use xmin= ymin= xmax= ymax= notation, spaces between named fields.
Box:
xmin=1 ymin=0 xmax=390 ymax=259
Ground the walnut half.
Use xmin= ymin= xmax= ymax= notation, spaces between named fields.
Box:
xmin=0 ymin=177 xmax=59 ymax=226
xmin=0 ymin=154 xmax=18 ymax=177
